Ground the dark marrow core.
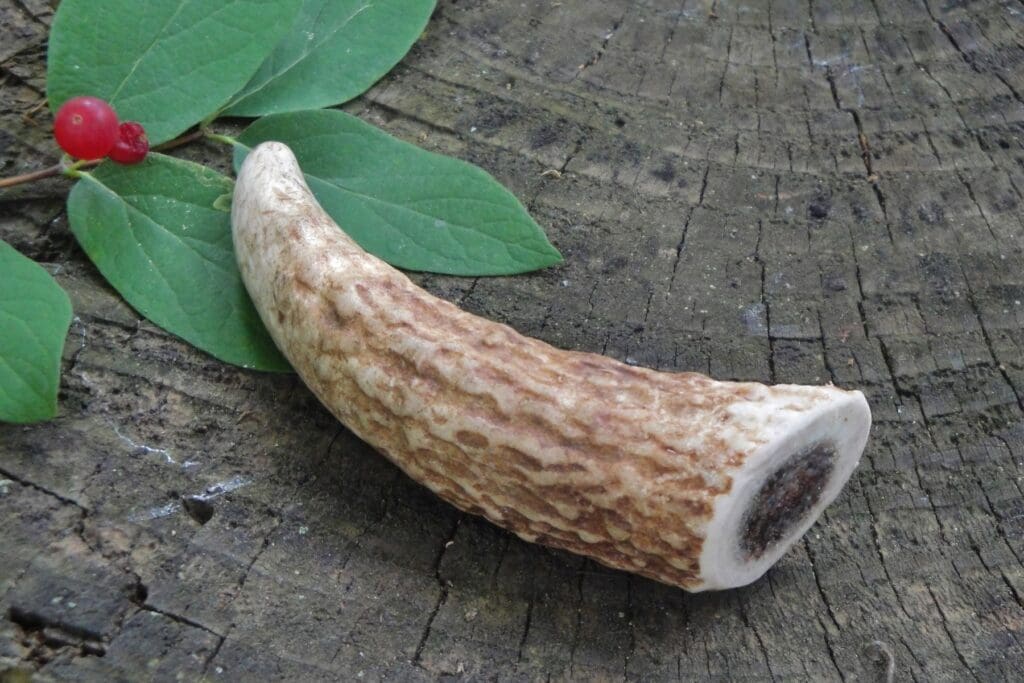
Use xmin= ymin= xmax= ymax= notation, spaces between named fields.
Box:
xmin=740 ymin=443 xmax=837 ymax=561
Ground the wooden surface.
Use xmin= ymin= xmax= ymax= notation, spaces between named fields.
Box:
xmin=3 ymin=0 xmax=1024 ymax=680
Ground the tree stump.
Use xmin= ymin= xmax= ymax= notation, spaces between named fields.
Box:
xmin=2 ymin=0 xmax=1023 ymax=680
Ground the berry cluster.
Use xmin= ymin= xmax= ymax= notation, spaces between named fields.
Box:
xmin=53 ymin=96 xmax=149 ymax=165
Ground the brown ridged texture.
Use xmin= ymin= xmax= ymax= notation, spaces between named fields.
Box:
xmin=232 ymin=142 xmax=871 ymax=592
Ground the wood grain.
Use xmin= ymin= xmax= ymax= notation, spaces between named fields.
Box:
xmin=2 ymin=0 xmax=1024 ymax=679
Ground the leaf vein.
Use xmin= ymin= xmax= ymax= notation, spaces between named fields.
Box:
xmin=108 ymin=1 xmax=190 ymax=103
xmin=229 ymin=1 xmax=375 ymax=109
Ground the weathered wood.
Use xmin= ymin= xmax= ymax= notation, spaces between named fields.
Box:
xmin=2 ymin=0 xmax=1023 ymax=679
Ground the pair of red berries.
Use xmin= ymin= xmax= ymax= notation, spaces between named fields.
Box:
xmin=53 ymin=96 xmax=149 ymax=165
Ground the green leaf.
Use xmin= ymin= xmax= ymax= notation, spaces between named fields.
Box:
xmin=223 ymin=0 xmax=435 ymax=117
xmin=67 ymin=154 xmax=290 ymax=372
xmin=235 ymin=110 xmax=563 ymax=276
xmin=0 ymin=241 xmax=73 ymax=423
xmin=47 ymin=0 xmax=303 ymax=145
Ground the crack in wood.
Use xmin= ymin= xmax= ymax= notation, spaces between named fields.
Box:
xmin=566 ymin=564 xmax=586 ymax=678
xmin=718 ymin=24 xmax=735 ymax=105
xmin=572 ymin=6 xmax=629 ymax=79
xmin=412 ymin=515 xmax=461 ymax=667
xmin=956 ymin=254 xmax=1024 ymax=414
xmin=139 ymin=604 xmax=223 ymax=639
xmin=924 ymin=583 xmax=982 ymax=682
xmin=200 ymin=634 xmax=228 ymax=676
xmin=802 ymin=537 xmax=842 ymax=633
xmin=815 ymin=614 xmax=846 ymax=682
xmin=738 ymin=593 xmax=776 ymax=681
xmin=0 ymin=465 xmax=87 ymax=512
xmin=514 ymin=591 xmax=534 ymax=666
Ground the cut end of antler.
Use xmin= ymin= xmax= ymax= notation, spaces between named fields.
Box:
xmin=697 ymin=387 xmax=870 ymax=591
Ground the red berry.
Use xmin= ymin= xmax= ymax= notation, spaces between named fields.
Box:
xmin=53 ymin=96 xmax=119 ymax=160
xmin=108 ymin=121 xmax=149 ymax=165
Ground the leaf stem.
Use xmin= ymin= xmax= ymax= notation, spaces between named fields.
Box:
xmin=63 ymin=159 xmax=88 ymax=181
xmin=0 ymin=128 xmax=207 ymax=190
xmin=0 ymin=164 xmax=65 ymax=189
xmin=156 ymin=128 xmax=206 ymax=151
xmin=204 ymin=131 xmax=240 ymax=147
